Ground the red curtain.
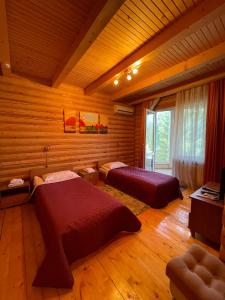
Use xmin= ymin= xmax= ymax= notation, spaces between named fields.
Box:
xmin=139 ymin=101 xmax=149 ymax=168
xmin=204 ymin=79 xmax=225 ymax=182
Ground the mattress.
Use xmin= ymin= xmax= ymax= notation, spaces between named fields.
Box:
xmin=33 ymin=177 xmax=141 ymax=288
xmin=106 ymin=166 xmax=183 ymax=208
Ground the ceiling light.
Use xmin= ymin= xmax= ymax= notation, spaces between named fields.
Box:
xmin=134 ymin=60 xmax=141 ymax=67
xmin=127 ymin=73 xmax=132 ymax=81
xmin=113 ymin=65 xmax=140 ymax=87
xmin=114 ymin=79 xmax=119 ymax=86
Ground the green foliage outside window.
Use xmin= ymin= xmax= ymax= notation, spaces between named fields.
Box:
xmin=155 ymin=111 xmax=171 ymax=163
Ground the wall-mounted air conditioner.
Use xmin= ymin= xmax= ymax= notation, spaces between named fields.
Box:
xmin=114 ymin=104 xmax=134 ymax=115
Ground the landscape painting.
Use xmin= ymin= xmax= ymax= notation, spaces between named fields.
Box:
xmin=79 ymin=112 xmax=99 ymax=134
xmin=99 ymin=114 xmax=108 ymax=134
xmin=64 ymin=110 xmax=76 ymax=133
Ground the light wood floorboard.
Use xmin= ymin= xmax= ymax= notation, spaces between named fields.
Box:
xmin=0 ymin=189 xmax=219 ymax=300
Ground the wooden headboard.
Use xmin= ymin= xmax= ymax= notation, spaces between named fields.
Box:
xmin=29 ymin=165 xmax=74 ymax=179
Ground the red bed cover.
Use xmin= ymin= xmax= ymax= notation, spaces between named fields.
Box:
xmin=33 ymin=178 xmax=141 ymax=288
xmin=106 ymin=166 xmax=183 ymax=208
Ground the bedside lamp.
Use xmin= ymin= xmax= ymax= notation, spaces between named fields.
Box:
xmin=43 ymin=145 xmax=50 ymax=168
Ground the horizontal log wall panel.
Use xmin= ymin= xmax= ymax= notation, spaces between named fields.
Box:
xmin=0 ymin=147 xmax=134 ymax=163
xmin=0 ymin=124 xmax=134 ymax=134
xmin=0 ymin=116 xmax=134 ymax=128
xmin=0 ymin=143 xmax=134 ymax=155
xmin=0 ymin=150 xmax=134 ymax=168
xmin=0 ymin=96 xmax=113 ymax=113
xmin=0 ymin=138 xmax=134 ymax=148
xmin=0 ymin=75 xmax=135 ymax=183
xmin=0 ymin=155 xmax=135 ymax=183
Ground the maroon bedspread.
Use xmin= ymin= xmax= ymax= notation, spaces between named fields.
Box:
xmin=106 ymin=166 xmax=183 ymax=208
xmin=33 ymin=178 xmax=141 ymax=288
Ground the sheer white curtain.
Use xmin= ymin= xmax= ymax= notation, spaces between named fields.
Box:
xmin=172 ymin=85 xmax=208 ymax=188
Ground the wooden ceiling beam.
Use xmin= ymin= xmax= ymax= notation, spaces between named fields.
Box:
xmin=52 ymin=0 xmax=125 ymax=88
xmin=112 ymin=41 xmax=225 ymax=100
xmin=0 ymin=0 xmax=11 ymax=76
xmin=85 ymin=0 xmax=225 ymax=95
xmin=129 ymin=70 xmax=225 ymax=105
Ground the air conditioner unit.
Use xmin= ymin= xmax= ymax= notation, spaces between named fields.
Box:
xmin=114 ymin=104 xmax=134 ymax=115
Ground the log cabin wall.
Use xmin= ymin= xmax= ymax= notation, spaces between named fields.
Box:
xmin=0 ymin=75 xmax=135 ymax=183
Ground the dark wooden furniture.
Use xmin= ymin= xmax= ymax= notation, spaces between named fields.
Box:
xmin=188 ymin=183 xmax=224 ymax=244
xmin=0 ymin=181 xmax=31 ymax=209
xmin=78 ymin=169 xmax=99 ymax=185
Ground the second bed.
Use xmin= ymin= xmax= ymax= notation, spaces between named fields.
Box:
xmin=99 ymin=162 xmax=183 ymax=208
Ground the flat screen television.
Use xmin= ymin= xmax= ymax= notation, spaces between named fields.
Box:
xmin=219 ymin=167 xmax=225 ymax=200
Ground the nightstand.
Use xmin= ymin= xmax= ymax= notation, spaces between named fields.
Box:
xmin=78 ymin=169 xmax=99 ymax=185
xmin=0 ymin=181 xmax=31 ymax=209
xmin=188 ymin=183 xmax=224 ymax=244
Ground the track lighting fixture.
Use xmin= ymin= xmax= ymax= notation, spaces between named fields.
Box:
xmin=113 ymin=64 xmax=140 ymax=86
xmin=127 ymin=73 xmax=132 ymax=81
xmin=114 ymin=79 xmax=119 ymax=86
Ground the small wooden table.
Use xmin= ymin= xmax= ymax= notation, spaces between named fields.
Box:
xmin=0 ymin=181 xmax=31 ymax=209
xmin=77 ymin=169 xmax=99 ymax=185
xmin=188 ymin=183 xmax=224 ymax=244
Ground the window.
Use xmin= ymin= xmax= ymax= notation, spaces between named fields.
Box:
xmin=155 ymin=110 xmax=172 ymax=164
xmin=145 ymin=109 xmax=173 ymax=172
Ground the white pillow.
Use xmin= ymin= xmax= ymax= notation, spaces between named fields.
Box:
xmin=33 ymin=176 xmax=44 ymax=187
xmin=102 ymin=161 xmax=127 ymax=171
xmin=42 ymin=170 xmax=80 ymax=183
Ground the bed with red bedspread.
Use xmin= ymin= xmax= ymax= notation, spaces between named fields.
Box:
xmin=32 ymin=177 xmax=141 ymax=288
xmin=106 ymin=166 xmax=183 ymax=208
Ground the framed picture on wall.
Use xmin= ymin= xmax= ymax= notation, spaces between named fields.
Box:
xmin=79 ymin=111 xmax=99 ymax=134
xmin=99 ymin=114 xmax=108 ymax=134
xmin=63 ymin=110 xmax=76 ymax=133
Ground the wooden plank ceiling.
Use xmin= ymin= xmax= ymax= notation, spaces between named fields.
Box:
xmin=122 ymin=58 xmax=225 ymax=104
xmin=65 ymin=0 xmax=202 ymax=88
xmin=2 ymin=0 xmax=225 ymax=102
xmin=5 ymin=0 xmax=98 ymax=84
xmin=108 ymin=14 xmax=225 ymax=100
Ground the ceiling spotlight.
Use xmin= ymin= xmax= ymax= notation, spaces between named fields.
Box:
xmin=113 ymin=66 xmax=140 ymax=86
xmin=127 ymin=73 xmax=132 ymax=81
xmin=114 ymin=79 xmax=119 ymax=86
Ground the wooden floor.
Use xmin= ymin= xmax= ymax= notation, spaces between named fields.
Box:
xmin=0 ymin=189 xmax=219 ymax=300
